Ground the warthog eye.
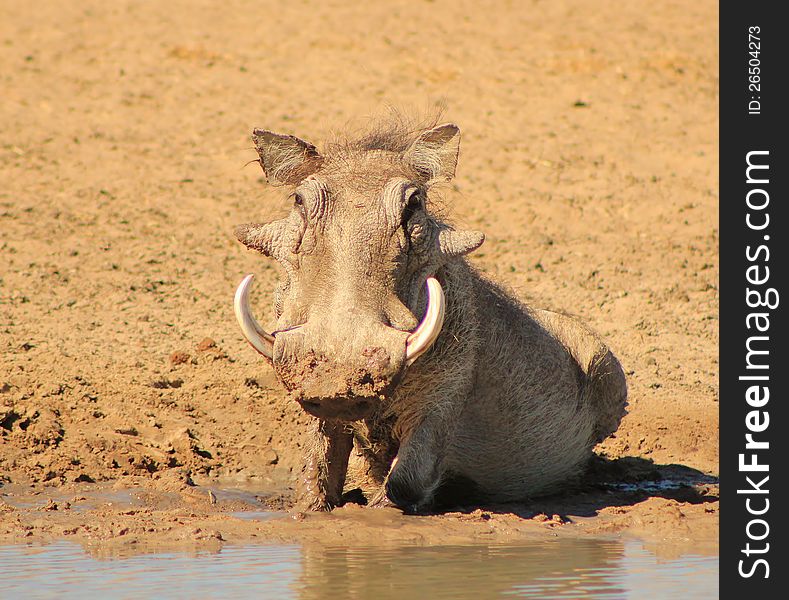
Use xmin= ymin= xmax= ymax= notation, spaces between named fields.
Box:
xmin=401 ymin=188 xmax=422 ymax=229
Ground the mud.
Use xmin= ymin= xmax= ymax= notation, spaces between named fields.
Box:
xmin=1 ymin=0 xmax=717 ymax=552
xmin=1 ymin=470 xmax=717 ymax=558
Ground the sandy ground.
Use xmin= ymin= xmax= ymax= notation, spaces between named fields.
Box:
xmin=1 ymin=0 xmax=718 ymax=553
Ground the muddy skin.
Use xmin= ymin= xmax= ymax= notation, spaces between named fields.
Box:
xmin=235 ymin=120 xmax=627 ymax=513
xmin=296 ymin=420 xmax=355 ymax=511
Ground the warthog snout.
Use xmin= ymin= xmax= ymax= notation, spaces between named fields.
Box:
xmin=273 ymin=325 xmax=406 ymax=421
xmin=234 ymin=274 xmax=446 ymax=421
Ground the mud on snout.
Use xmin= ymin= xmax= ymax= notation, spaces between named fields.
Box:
xmin=272 ymin=325 xmax=409 ymax=421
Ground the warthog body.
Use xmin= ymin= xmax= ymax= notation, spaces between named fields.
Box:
xmin=234 ymin=119 xmax=627 ymax=512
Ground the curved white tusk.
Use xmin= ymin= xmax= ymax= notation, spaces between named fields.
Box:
xmin=405 ymin=277 xmax=446 ymax=366
xmin=234 ymin=274 xmax=275 ymax=359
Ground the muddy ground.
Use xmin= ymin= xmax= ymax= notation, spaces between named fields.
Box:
xmin=1 ymin=0 xmax=717 ymax=553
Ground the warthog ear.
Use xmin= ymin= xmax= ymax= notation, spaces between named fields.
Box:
xmin=252 ymin=129 xmax=323 ymax=186
xmin=438 ymin=227 xmax=485 ymax=257
xmin=404 ymin=123 xmax=461 ymax=183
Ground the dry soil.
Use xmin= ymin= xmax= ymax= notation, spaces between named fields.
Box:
xmin=1 ymin=0 xmax=718 ymax=554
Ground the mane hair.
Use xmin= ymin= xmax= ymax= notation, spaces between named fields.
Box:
xmin=322 ymin=109 xmax=445 ymax=159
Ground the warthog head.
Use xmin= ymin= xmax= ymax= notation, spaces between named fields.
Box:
xmin=234 ymin=121 xmax=483 ymax=421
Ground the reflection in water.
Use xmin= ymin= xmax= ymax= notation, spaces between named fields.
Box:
xmin=296 ymin=541 xmax=715 ymax=599
xmin=0 ymin=542 xmax=302 ymax=599
xmin=0 ymin=538 xmax=718 ymax=599
xmin=300 ymin=540 xmax=626 ymax=599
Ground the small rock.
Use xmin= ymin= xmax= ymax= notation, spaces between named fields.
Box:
xmin=550 ymin=514 xmax=569 ymax=524
xmin=191 ymin=528 xmax=223 ymax=541
xmin=262 ymin=447 xmax=279 ymax=465
xmin=43 ymin=470 xmax=62 ymax=482
xmin=115 ymin=425 xmax=139 ymax=436
xmin=196 ymin=337 xmax=217 ymax=352
xmin=150 ymin=378 xmax=183 ymax=389
xmin=169 ymin=351 xmax=191 ymax=366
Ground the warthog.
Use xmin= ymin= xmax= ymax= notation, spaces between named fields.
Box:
xmin=234 ymin=119 xmax=627 ymax=512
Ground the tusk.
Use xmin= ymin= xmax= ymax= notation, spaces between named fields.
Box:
xmin=234 ymin=274 xmax=274 ymax=359
xmin=405 ymin=277 xmax=446 ymax=366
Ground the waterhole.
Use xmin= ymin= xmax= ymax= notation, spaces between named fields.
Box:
xmin=0 ymin=537 xmax=717 ymax=599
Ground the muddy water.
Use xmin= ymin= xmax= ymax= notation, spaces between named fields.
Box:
xmin=1 ymin=536 xmax=717 ymax=599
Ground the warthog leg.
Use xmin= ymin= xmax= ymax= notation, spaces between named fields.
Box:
xmin=382 ymin=413 xmax=448 ymax=513
xmin=367 ymin=457 xmax=397 ymax=508
xmin=295 ymin=419 xmax=354 ymax=511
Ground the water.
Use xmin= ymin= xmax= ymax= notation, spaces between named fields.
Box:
xmin=0 ymin=538 xmax=717 ymax=599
